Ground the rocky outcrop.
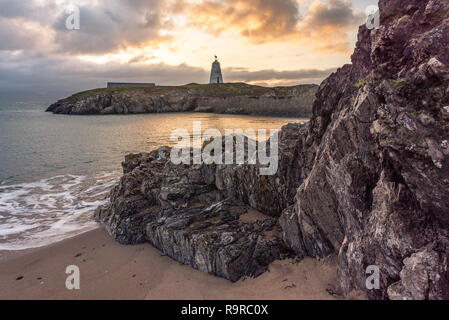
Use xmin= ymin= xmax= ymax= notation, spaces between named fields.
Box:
xmin=95 ymin=148 xmax=289 ymax=282
xmin=95 ymin=0 xmax=449 ymax=299
xmin=47 ymin=83 xmax=318 ymax=117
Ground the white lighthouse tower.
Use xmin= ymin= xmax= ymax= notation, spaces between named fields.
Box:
xmin=209 ymin=56 xmax=224 ymax=84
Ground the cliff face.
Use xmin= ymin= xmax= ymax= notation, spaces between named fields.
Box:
xmin=95 ymin=0 xmax=449 ymax=299
xmin=281 ymin=0 xmax=449 ymax=299
xmin=46 ymin=83 xmax=318 ymax=117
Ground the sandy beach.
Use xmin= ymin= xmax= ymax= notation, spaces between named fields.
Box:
xmin=0 ymin=228 xmax=341 ymax=300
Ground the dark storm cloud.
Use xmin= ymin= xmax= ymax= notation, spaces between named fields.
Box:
xmin=0 ymin=0 xmax=58 ymax=52
xmin=0 ymin=0 xmax=60 ymax=25
xmin=0 ymin=0 xmax=172 ymax=54
xmin=52 ymin=0 xmax=171 ymax=54
xmin=305 ymin=0 xmax=364 ymax=28
xmin=0 ymin=0 xmax=46 ymax=19
xmin=297 ymin=0 xmax=365 ymax=53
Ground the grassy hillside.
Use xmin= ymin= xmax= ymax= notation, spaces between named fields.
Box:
xmin=71 ymin=83 xmax=316 ymax=100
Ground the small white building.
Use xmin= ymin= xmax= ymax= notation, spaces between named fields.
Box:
xmin=209 ymin=56 xmax=224 ymax=84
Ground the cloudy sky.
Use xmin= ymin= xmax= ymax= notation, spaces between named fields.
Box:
xmin=0 ymin=0 xmax=377 ymax=101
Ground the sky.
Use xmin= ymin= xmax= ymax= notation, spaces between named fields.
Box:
xmin=0 ymin=0 xmax=378 ymax=101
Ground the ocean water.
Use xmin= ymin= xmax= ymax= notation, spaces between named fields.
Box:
xmin=0 ymin=102 xmax=308 ymax=250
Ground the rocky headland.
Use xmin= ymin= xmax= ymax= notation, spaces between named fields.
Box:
xmin=94 ymin=0 xmax=449 ymax=300
xmin=47 ymin=83 xmax=318 ymax=117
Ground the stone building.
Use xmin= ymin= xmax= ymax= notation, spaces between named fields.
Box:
xmin=209 ymin=56 xmax=224 ymax=84
xmin=107 ymin=82 xmax=155 ymax=88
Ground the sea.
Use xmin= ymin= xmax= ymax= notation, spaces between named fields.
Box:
xmin=0 ymin=101 xmax=308 ymax=250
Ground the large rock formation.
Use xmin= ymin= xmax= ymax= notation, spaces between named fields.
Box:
xmin=280 ymin=0 xmax=449 ymax=300
xmin=47 ymin=83 xmax=318 ymax=117
xmin=95 ymin=0 xmax=449 ymax=299
xmin=95 ymin=148 xmax=290 ymax=282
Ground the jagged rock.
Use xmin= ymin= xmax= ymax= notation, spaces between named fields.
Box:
xmin=95 ymin=145 xmax=289 ymax=282
xmin=145 ymin=201 xmax=283 ymax=282
xmin=387 ymin=247 xmax=449 ymax=300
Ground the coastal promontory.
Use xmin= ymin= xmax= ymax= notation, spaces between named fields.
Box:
xmin=95 ymin=0 xmax=449 ymax=300
xmin=47 ymin=83 xmax=318 ymax=117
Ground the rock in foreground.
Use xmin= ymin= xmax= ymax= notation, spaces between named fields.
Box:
xmin=279 ymin=0 xmax=449 ymax=300
xmin=47 ymin=83 xmax=318 ymax=117
xmin=95 ymin=148 xmax=291 ymax=282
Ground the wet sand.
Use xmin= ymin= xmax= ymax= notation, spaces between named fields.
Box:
xmin=0 ymin=228 xmax=341 ymax=300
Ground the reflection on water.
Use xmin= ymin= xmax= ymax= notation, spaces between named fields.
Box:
xmin=0 ymin=103 xmax=308 ymax=184
xmin=0 ymin=102 xmax=309 ymax=249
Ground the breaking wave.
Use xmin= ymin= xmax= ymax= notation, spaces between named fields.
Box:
xmin=0 ymin=171 xmax=119 ymax=250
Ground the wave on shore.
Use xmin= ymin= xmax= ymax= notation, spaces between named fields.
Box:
xmin=0 ymin=171 xmax=119 ymax=250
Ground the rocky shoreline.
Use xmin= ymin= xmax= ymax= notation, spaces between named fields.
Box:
xmin=95 ymin=0 xmax=449 ymax=300
xmin=95 ymin=124 xmax=305 ymax=282
xmin=47 ymin=83 xmax=318 ymax=117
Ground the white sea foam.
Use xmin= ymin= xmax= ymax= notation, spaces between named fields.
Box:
xmin=0 ymin=171 xmax=119 ymax=250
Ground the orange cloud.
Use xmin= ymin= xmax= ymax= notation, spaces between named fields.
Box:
xmin=185 ymin=0 xmax=300 ymax=39
xmin=184 ymin=0 xmax=364 ymax=54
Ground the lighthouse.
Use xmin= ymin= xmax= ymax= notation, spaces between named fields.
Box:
xmin=209 ymin=56 xmax=224 ymax=84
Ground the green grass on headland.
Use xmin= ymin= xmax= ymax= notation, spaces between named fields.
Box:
xmin=62 ymin=82 xmax=318 ymax=118
xmin=70 ymin=82 xmax=317 ymax=100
